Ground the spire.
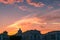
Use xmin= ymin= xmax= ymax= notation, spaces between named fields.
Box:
xmin=16 ymin=28 xmax=22 ymax=36
xmin=18 ymin=28 xmax=22 ymax=33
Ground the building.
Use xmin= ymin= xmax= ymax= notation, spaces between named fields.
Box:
xmin=0 ymin=31 xmax=9 ymax=40
xmin=44 ymin=31 xmax=60 ymax=40
xmin=22 ymin=30 xmax=42 ymax=40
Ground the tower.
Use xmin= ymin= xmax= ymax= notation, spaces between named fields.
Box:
xmin=16 ymin=28 xmax=22 ymax=36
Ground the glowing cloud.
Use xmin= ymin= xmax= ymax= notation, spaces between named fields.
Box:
xmin=18 ymin=6 xmax=28 ymax=11
xmin=7 ymin=16 xmax=47 ymax=35
xmin=7 ymin=9 xmax=60 ymax=35
xmin=0 ymin=0 xmax=23 ymax=4
xmin=26 ymin=0 xmax=45 ymax=7
xmin=8 ymin=17 xmax=45 ymax=28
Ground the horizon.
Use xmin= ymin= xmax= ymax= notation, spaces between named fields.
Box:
xmin=0 ymin=29 xmax=60 ymax=36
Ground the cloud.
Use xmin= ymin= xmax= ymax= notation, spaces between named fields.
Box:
xmin=7 ymin=10 xmax=60 ymax=35
xmin=0 ymin=0 xmax=14 ymax=4
xmin=18 ymin=5 xmax=36 ymax=12
xmin=1 ymin=9 xmax=60 ymax=35
xmin=7 ymin=16 xmax=46 ymax=34
xmin=15 ymin=0 xmax=24 ymax=3
xmin=26 ymin=0 xmax=45 ymax=7
xmin=0 ymin=0 xmax=23 ymax=4
xmin=41 ymin=9 xmax=60 ymax=21
xmin=58 ymin=4 xmax=60 ymax=6
xmin=40 ymin=9 xmax=60 ymax=29
xmin=47 ymin=6 xmax=54 ymax=10
xmin=18 ymin=6 xmax=28 ymax=11
xmin=18 ymin=5 xmax=43 ymax=13
xmin=39 ymin=9 xmax=60 ymax=33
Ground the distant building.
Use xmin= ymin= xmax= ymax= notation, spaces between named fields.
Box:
xmin=22 ymin=30 xmax=42 ymax=40
xmin=41 ymin=34 xmax=46 ymax=40
xmin=44 ymin=31 xmax=60 ymax=40
xmin=0 ymin=31 xmax=9 ymax=40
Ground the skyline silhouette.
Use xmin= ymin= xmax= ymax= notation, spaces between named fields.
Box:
xmin=0 ymin=29 xmax=60 ymax=40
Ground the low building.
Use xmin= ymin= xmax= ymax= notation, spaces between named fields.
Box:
xmin=0 ymin=31 xmax=9 ymax=40
xmin=44 ymin=31 xmax=60 ymax=40
xmin=22 ymin=30 xmax=42 ymax=40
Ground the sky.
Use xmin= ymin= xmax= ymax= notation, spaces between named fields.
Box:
xmin=0 ymin=0 xmax=60 ymax=35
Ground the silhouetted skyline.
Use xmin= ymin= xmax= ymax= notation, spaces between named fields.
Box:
xmin=0 ymin=29 xmax=60 ymax=40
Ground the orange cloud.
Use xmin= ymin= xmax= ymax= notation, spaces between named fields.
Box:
xmin=0 ymin=27 xmax=6 ymax=34
xmin=3 ymin=9 xmax=60 ymax=35
xmin=6 ymin=27 xmax=18 ymax=35
xmin=0 ymin=0 xmax=14 ymax=4
xmin=1 ymin=9 xmax=60 ymax=35
xmin=7 ymin=17 xmax=46 ymax=35
xmin=18 ymin=6 xmax=28 ymax=11
xmin=41 ymin=9 xmax=60 ymax=29
xmin=0 ymin=0 xmax=23 ymax=4
xmin=18 ymin=5 xmax=36 ymax=12
xmin=26 ymin=0 xmax=45 ymax=7
xmin=15 ymin=0 xmax=24 ymax=3
xmin=18 ymin=5 xmax=34 ymax=12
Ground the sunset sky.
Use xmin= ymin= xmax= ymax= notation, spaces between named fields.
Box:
xmin=0 ymin=0 xmax=60 ymax=35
